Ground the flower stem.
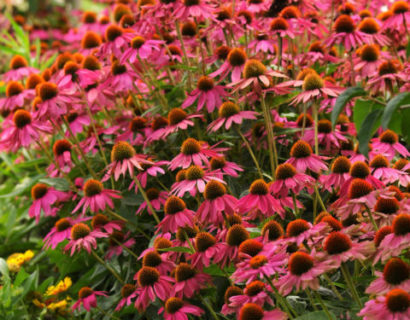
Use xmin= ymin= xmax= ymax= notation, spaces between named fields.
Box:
xmin=106 ymin=208 xmax=150 ymax=240
xmin=312 ymin=102 xmax=319 ymax=155
xmin=292 ymin=192 xmax=299 ymax=218
xmin=314 ymin=185 xmax=327 ymax=213
xmin=175 ymin=21 xmax=193 ymax=90
xmin=261 ymin=95 xmax=277 ymax=178
xmin=305 ymin=288 xmax=318 ymax=311
xmin=322 ymin=273 xmax=344 ymax=301
xmin=341 ymin=263 xmax=363 ymax=308
xmin=313 ymin=290 xmax=333 ymax=320
xmin=277 ymin=35 xmax=283 ymax=70
xmin=110 ymin=237 xmax=140 ymax=260
xmin=91 ymin=250 xmax=124 ymax=284
xmin=133 ymin=177 xmax=160 ymax=224
xmin=264 ymin=275 xmax=297 ymax=319
xmin=235 ymin=126 xmax=263 ymax=179
xmin=365 ymin=205 xmax=378 ymax=231
xmin=198 ymin=295 xmax=220 ymax=320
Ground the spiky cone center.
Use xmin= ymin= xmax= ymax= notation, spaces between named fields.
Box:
xmin=129 ymin=116 xmax=147 ymax=132
xmin=275 ymin=163 xmax=297 ymax=180
xmin=111 ymin=62 xmax=127 ymax=76
xmin=168 ymin=108 xmax=187 ymax=125
xmin=375 ymin=197 xmax=400 ymax=215
xmin=316 ymin=119 xmax=332 ymax=134
xmin=215 ymin=45 xmax=231 ymax=60
xmin=138 ymin=266 xmax=160 ymax=286
xmin=210 ymin=156 xmax=226 ymax=170
xmin=82 ymin=55 xmax=101 ymax=71
xmin=111 ymin=141 xmax=136 ymax=162
xmin=296 ymin=113 xmax=314 ymax=127
xmin=131 ymin=36 xmax=146 ymax=50
xmin=165 ymin=297 xmax=184 ymax=314
xmin=71 ymin=223 xmax=91 ymax=240
xmin=289 ymin=251 xmax=314 ymax=275
xmin=386 ymin=289 xmax=410 ymax=313
xmin=239 ymin=303 xmax=264 ymax=320
xmin=303 ymin=73 xmax=324 ymax=91
xmin=56 ymin=53 xmax=73 ymax=70
xmin=380 ymin=130 xmax=398 ymax=144
xmin=6 ymin=81 xmax=24 ymax=97
xmin=338 ymin=2 xmax=355 ymax=14
xmin=165 ymin=196 xmax=186 ymax=215
xmin=394 ymin=159 xmax=408 ymax=171
xmin=374 ymin=226 xmax=393 ymax=246
xmin=296 ymin=68 xmax=318 ymax=81
xmin=350 ymin=161 xmax=370 ymax=179
xmin=228 ymin=48 xmax=247 ymax=67
xmin=226 ymin=213 xmax=242 ymax=227
xmin=315 ymin=211 xmax=331 ymax=224
xmin=359 ymin=9 xmax=372 ymax=18
xmin=175 ymin=263 xmax=197 ymax=281
xmin=322 ymin=216 xmax=343 ymax=231
xmin=168 ymin=45 xmax=182 ymax=56
xmin=308 ymin=41 xmax=325 ymax=54
xmin=81 ymin=31 xmax=102 ymax=49
xmin=181 ymin=21 xmax=197 ymax=37
xmin=53 ymin=139 xmax=71 ymax=156
xmin=31 ymin=183 xmax=48 ymax=200
xmin=280 ymin=6 xmax=300 ymax=19
xmin=106 ymin=25 xmax=123 ymax=42
xmin=379 ymin=60 xmax=401 ymax=76
xmin=184 ymin=0 xmax=199 ymax=6
xmin=243 ymin=59 xmax=267 ymax=79
xmin=176 ymin=225 xmax=199 ymax=241
xmin=226 ymin=224 xmax=250 ymax=246
xmin=239 ymin=239 xmax=263 ymax=257
xmin=82 ymin=11 xmax=97 ymax=24
xmin=334 ymin=14 xmax=356 ymax=33
xmin=290 ymin=140 xmax=312 ymax=158
xmin=358 ymin=17 xmax=379 ymax=34
xmin=286 ymin=219 xmax=310 ymax=237
xmin=26 ymin=74 xmax=43 ymax=90
xmin=152 ymin=116 xmax=169 ymax=131
xmin=383 ymin=258 xmax=410 ymax=285
xmin=324 ymin=232 xmax=352 ymax=255
xmin=249 ymin=255 xmax=268 ymax=269
xmin=176 ymin=169 xmax=187 ymax=182
xmin=388 ymin=186 xmax=404 ymax=201
xmin=91 ymin=214 xmax=109 ymax=229
xmin=249 ymin=179 xmax=269 ymax=195
xmin=55 ymin=218 xmax=71 ymax=232
xmin=270 ymin=17 xmax=289 ymax=31
xmin=38 ymin=82 xmax=58 ymax=101
xmin=348 ymin=178 xmax=373 ymax=199
xmin=195 ymin=232 xmax=216 ymax=252
xmin=392 ymin=1 xmax=409 ymax=14
xmin=225 ymin=286 xmax=243 ymax=304
xmin=113 ymin=4 xmax=131 ymax=22
xmin=154 ymin=237 xmax=172 ymax=250
xmin=238 ymin=10 xmax=253 ymax=24
xmin=83 ymin=179 xmax=103 ymax=197
xmin=331 ymin=156 xmax=351 ymax=174
xmin=10 ymin=55 xmax=28 ymax=69
xmin=196 ymin=76 xmax=214 ymax=92
xmin=185 ymin=165 xmax=204 ymax=181
xmin=262 ymin=220 xmax=284 ymax=241
xmin=143 ymin=251 xmax=162 ymax=267
xmin=370 ymin=155 xmax=390 ymax=169
xmin=120 ymin=14 xmax=135 ymax=28
xmin=78 ymin=287 xmax=93 ymax=299
xmin=145 ymin=188 xmax=160 ymax=201
xmin=204 ymin=180 xmax=226 ymax=200
xmin=99 ymin=16 xmax=110 ymax=25
xmin=360 ymin=44 xmax=379 ymax=62
xmin=181 ymin=138 xmax=201 ymax=155
xmin=121 ymin=284 xmax=135 ymax=298
xmin=245 ymin=281 xmax=265 ymax=297
xmin=393 ymin=214 xmax=410 ymax=236
xmin=217 ymin=7 xmax=232 ymax=20
xmin=218 ymin=101 xmax=240 ymax=118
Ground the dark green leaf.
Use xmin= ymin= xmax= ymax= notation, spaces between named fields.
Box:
xmin=295 ymin=311 xmax=336 ymax=320
xmin=331 ymin=87 xmax=366 ymax=128
xmin=381 ymin=92 xmax=410 ymax=129
xmin=401 ymin=108 xmax=410 ymax=144
xmin=39 ymin=177 xmax=70 ymax=191
xmin=358 ymin=109 xmax=383 ymax=156
xmin=157 ymin=246 xmax=193 ymax=253
xmin=353 ymin=99 xmax=384 ymax=132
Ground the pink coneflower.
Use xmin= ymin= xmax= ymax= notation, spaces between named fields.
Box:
xmin=209 ymin=156 xmax=243 ymax=178
xmin=134 ymin=266 xmax=174 ymax=310
xmin=73 ymin=179 xmax=121 ymax=215
xmin=121 ymin=35 xmax=163 ymax=62
xmin=214 ymin=224 xmax=250 ymax=267
xmin=270 ymin=17 xmax=295 ymax=38
xmin=173 ymin=262 xmax=212 ymax=298
xmin=99 ymin=24 xmax=134 ymax=58
xmin=320 ymin=156 xmax=351 ymax=192
xmin=47 ymin=139 xmax=73 ymax=177
xmin=3 ymin=55 xmax=38 ymax=81
xmin=275 ymin=251 xmax=332 ymax=295
xmin=354 ymin=44 xmax=383 ymax=78
xmin=236 ymin=179 xmax=284 ymax=220
xmin=0 ymin=81 xmax=29 ymax=111
xmin=378 ymin=214 xmax=410 ymax=262
xmin=367 ymin=59 xmax=405 ymax=94
xmin=340 ymin=161 xmax=385 ymax=195
xmin=196 ymin=180 xmax=237 ymax=224
xmin=208 ymin=101 xmax=258 ymax=132
xmin=72 ymin=287 xmax=107 ymax=312
xmin=325 ymin=14 xmax=366 ymax=50
xmin=29 ymin=183 xmax=68 ymax=223
xmin=371 ymin=130 xmax=410 ymax=160
xmin=238 ymin=303 xmax=287 ymax=320
xmin=173 ymin=0 xmax=214 ymax=19
xmin=382 ymin=1 xmax=410 ymax=32
xmin=115 ymin=284 xmax=137 ymax=311
xmin=168 ymin=138 xmax=224 ymax=170
xmin=286 ymin=140 xmax=328 ymax=173
xmin=248 ymin=33 xmax=275 ymax=54
xmin=106 ymin=231 xmax=136 ymax=259
xmin=44 ymin=216 xmax=89 ymax=249
xmin=358 ymin=18 xmax=390 ymax=46
xmin=171 ymin=166 xmax=224 ymax=197
xmin=358 ymin=289 xmax=410 ymax=320
xmin=0 ymin=109 xmax=51 ymax=152
xmin=229 ymin=281 xmax=273 ymax=309
xmin=160 ymin=108 xmax=202 ymax=138
xmin=303 ymin=119 xmax=347 ymax=153
xmin=221 ymin=286 xmax=243 ymax=315
xmin=64 ymin=223 xmax=107 ymax=256
xmin=100 ymin=61 xmax=139 ymax=93
xmin=190 ymin=232 xmax=224 ymax=269
xmin=370 ymin=155 xmax=410 ymax=185
xmin=210 ymin=47 xmax=247 ymax=82
xmin=141 ymin=250 xmax=175 ymax=275
xmin=131 ymin=159 xmax=168 ymax=189
xmin=181 ymin=76 xmax=227 ymax=113
xmin=136 ymin=188 xmax=168 ymax=216
xmin=90 ymin=213 xmax=123 ymax=234
xmin=285 ymin=219 xmax=330 ymax=246
xmin=104 ymin=141 xmax=153 ymax=180
xmin=156 ymin=196 xmax=195 ymax=233
xmin=64 ymin=111 xmax=90 ymax=136
xmin=270 ymin=163 xmax=315 ymax=197
xmin=366 ymin=257 xmax=410 ymax=295
xmin=159 ymin=297 xmax=204 ymax=320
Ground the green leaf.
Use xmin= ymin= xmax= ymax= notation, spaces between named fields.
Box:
xmin=14 ymin=267 xmax=29 ymax=287
xmin=295 ymin=311 xmax=336 ymax=320
xmin=353 ymin=99 xmax=384 ymax=132
xmin=0 ymin=258 xmax=10 ymax=280
xmin=39 ymin=177 xmax=70 ymax=191
xmin=331 ymin=87 xmax=366 ymax=128
xmin=358 ymin=109 xmax=383 ymax=156
xmin=401 ymin=108 xmax=410 ymax=144
xmin=203 ymin=264 xmax=234 ymax=277
xmin=157 ymin=246 xmax=194 ymax=253
xmin=381 ymin=92 xmax=410 ymax=129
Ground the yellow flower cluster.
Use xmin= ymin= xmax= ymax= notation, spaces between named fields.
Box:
xmin=46 ymin=277 xmax=72 ymax=296
xmin=6 ymin=250 xmax=34 ymax=273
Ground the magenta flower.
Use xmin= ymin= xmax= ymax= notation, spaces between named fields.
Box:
xmin=157 ymin=196 xmax=195 ymax=234
xmin=209 ymin=156 xmax=243 ymax=178
xmin=121 ymin=36 xmax=163 ymax=62
xmin=208 ymin=101 xmax=257 ymax=132
xmin=173 ymin=262 xmax=212 ymax=298
xmin=239 ymin=303 xmax=287 ymax=320
xmin=115 ymin=284 xmax=137 ymax=311
xmin=0 ymin=81 xmax=29 ymax=111
xmin=210 ymin=47 xmax=247 ymax=82
xmin=173 ymin=0 xmax=214 ymax=19
xmin=29 ymin=183 xmax=68 ymax=223
xmin=99 ymin=24 xmax=134 ymax=58
xmin=140 ymin=250 xmax=175 ymax=275
xmin=371 ymin=130 xmax=410 ymax=160
xmin=286 ymin=140 xmax=328 ymax=173
xmin=91 ymin=213 xmax=123 ymax=234
xmin=72 ymin=287 xmax=107 ymax=312
xmin=320 ymin=156 xmax=351 ymax=192
xmin=64 ymin=223 xmax=107 ymax=256
xmin=73 ymin=179 xmax=121 ymax=215
xmin=2 ymin=55 xmax=38 ymax=81
xmin=136 ymin=188 xmax=168 ymax=216
xmin=229 ymin=281 xmax=273 ymax=309
xmin=325 ymin=14 xmax=366 ymax=50
xmin=106 ymin=231 xmax=136 ymax=260
xmin=270 ymin=163 xmax=315 ymax=197
xmin=189 ymin=232 xmax=225 ymax=269
xmin=159 ymin=297 xmax=204 ymax=320
xmin=44 ymin=216 xmax=89 ymax=250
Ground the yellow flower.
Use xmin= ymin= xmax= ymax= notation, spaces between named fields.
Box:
xmin=6 ymin=250 xmax=34 ymax=273
xmin=46 ymin=277 xmax=72 ymax=296
xmin=47 ymin=299 xmax=68 ymax=311
xmin=32 ymin=298 xmax=46 ymax=309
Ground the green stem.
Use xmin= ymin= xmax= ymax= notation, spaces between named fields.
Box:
xmin=110 ymin=237 xmax=140 ymax=260
xmin=91 ymin=250 xmax=124 ymax=284
xmin=312 ymin=102 xmax=319 ymax=155
xmin=292 ymin=192 xmax=299 ymax=218
xmin=322 ymin=273 xmax=344 ymax=301
xmin=314 ymin=185 xmax=327 ymax=212
xmin=365 ymin=205 xmax=378 ymax=231
xmin=305 ymin=288 xmax=318 ymax=311
xmin=198 ymin=295 xmax=220 ymax=320
xmin=341 ymin=263 xmax=363 ymax=308
xmin=133 ymin=177 xmax=160 ymax=224
xmin=264 ymin=275 xmax=296 ymax=319
xmin=313 ymin=290 xmax=333 ymax=320
xmin=106 ymin=208 xmax=150 ymax=240
xmin=261 ymin=95 xmax=276 ymax=178
xmin=235 ymin=126 xmax=263 ymax=179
